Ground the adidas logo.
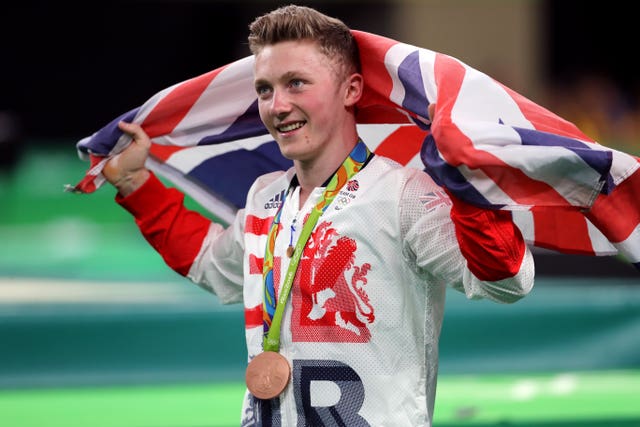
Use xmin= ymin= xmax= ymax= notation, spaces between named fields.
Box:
xmin=264 ymin=189 xmax=286 ymax=210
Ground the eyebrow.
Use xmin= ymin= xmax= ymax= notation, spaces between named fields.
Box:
xmin=254 ymin=70 xmax=308 ymax=87
xmin=280 ymin=71 xmax=303 ymax=80
xmin=254 ymin=78 xmax=269 ymax=88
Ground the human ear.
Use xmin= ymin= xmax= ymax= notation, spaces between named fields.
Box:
xmin=344 ymin=73 xmax=364 ymax=107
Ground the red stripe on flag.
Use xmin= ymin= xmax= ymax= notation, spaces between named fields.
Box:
xmin=532 ymin=208 xmax=595 ymax=255
xmin=72 ymin=174 xmax=97 ymax=193
xmin=73 ymin=154 xmax=103 ymax=193
xmin=374 ymin=126 xmax=428 ymax=165
xmin=142 ymin=67 xmax=226 ymax=138
xmin=431 ymin=54 xmax=572 ymax=208
xmin=149 ymin=143 xmax=185 ymax=162
xmin=479 ymin=164 xmax=571 ymax=207
xmin=355 ymin=105 xmax=415 ymax=124
xmin=353 ymin=30 xmax=396 ymax=102
xmin=245 ymin=305 xmax=263 ymax=329
xmin=504 ymin=83 xmax=594 ymax=142
xmin=353 ymin=31 xmax=414 ymax=124
xmin=587 ymin=166 xmax=640 ymax=242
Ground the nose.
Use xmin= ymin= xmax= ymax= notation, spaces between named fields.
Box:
xmin=269 ymin=89 xmax=291 ymax=118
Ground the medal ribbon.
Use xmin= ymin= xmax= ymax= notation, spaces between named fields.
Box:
xmin=261 ymin=140 xmax=371 ymax=352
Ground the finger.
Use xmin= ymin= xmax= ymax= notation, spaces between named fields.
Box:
xmin=118 ymin=120 xmax=142 ymax=138
xmin=118 ymin=121 xmax=150 ymax=148
xmin=428 ymin=103 xmax=436 ymax=121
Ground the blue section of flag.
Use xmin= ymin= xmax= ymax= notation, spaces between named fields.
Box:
xmin=188 ymin=142 xmax=291 ymax=208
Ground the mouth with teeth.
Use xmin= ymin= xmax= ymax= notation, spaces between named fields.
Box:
xmin=277 ymin=121 xmax=306 ymax=133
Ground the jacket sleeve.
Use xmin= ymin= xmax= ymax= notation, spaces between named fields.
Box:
xmin=402 ymin=170 xmax=534 ymax=303
xmin=115 ymin=172 xmax=217 ymax=277
xmin=447 ymin=190 xmax=526 ymax=282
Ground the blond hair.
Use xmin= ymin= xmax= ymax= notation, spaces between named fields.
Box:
xmin=248 ymin=5 xmax=360 ymax=78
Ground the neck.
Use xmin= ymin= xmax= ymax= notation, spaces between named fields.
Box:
xmin=294 ymin=141 xmax=357 ymax=207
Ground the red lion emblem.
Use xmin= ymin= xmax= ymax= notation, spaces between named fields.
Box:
xmin=292 ymin=222 xmax=375 ymax=342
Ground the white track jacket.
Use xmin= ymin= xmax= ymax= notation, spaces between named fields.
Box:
xmin=118 ymin=154 xmax=535 ymax=426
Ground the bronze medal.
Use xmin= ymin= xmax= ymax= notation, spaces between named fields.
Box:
xmin=245 ymin=351 xmax=291 ymax=400
xmin=286 ymin=245 xmax=295 ymax=258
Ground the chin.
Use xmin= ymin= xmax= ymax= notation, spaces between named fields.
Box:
xmin=276 ymin=139 xmax=300 ymax=159
xmin=276 ymin=144 xmax=296 ymax=161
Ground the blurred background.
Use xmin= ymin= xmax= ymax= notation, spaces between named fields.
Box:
xmin=1 ymin=0 xmax=639 ymax=426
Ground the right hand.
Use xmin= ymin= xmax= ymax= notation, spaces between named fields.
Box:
xmin=103 ymin=121 xmax=152 ymax=196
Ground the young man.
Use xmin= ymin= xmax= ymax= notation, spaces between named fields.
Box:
xmin=103 ymin=5 xmax=534 ymax=426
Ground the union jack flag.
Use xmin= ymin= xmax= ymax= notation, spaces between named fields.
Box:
xmin=69 ymin=30 xmax=640 ymax=271
xmin=420 ymin=190 xmax=453 ymax=213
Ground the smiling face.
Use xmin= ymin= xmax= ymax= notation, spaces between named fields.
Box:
xmin=253 ymin=39 xmax=362 ymax=167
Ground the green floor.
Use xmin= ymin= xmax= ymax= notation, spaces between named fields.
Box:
xmin=1 ymin=370 xmax=639 ymax=427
